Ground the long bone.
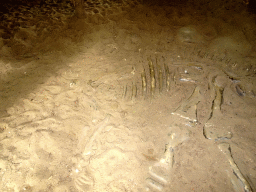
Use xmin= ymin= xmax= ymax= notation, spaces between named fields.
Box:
xmin=218 ymin=143 xmax=253 ymax=192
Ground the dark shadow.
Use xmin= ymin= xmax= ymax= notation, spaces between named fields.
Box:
xmin=0 ymin=0 xmax=93 ymax=117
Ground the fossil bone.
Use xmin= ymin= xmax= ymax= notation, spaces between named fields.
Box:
xmin=82 ymin=114 xmax=111 ymax=156
xmin=156 ymin=58 xmax=163 ymax=94
xmin=148 ymin=57 xmax=156 ymax=97
xmin=218 ymin=143 xmax=252 ymax=192
xmin=146 ymin=125 xmax=190 ymax=191
xmin=141 ymin=68 xmax=147 ymax=97
xmin=203 ymin=76 xmax=233 ymax=140
xmin=164 ymin=62 xmax=170 ymax=92
xmin=123 ymin=85 xmax=127 ymax=99
xmin=171 ymin=86 xmax=202 ymax=126
xmin=131 ymin=81 xmax=137 ymax=100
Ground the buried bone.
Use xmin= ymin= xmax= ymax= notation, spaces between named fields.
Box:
xmin=164 ymin=62 xmax=170 ymax=92
xmin=148 ymin=57 xmax=156 ymax=97
xmin=203 ymin=76 xmax=233 ymax=140
xmin=218 ymin=143 xmax=253 ymax=192
xmin=141 ymin=68 xmax=147 ymax=96
xmin=72 ymin=114 xmax=111 ymax=192
xmin=146 ymin=125 xmax=190 ymax=191
xmin=131 ymin=81 xmax=137 ymax=100
xmin=171 ymin=86 xmax=202 ymax=126
xmin=124 ymin=56 xmax=172 ymax=100
xmin=156 ymin=58 xmax=163 ymax=94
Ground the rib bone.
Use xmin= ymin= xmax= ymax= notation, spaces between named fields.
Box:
xmin=148 ymin=57 xmax=156 ymax=96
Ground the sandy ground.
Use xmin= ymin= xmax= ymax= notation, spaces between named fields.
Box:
xmin=0 ymin=0 xmax=256 ymax=191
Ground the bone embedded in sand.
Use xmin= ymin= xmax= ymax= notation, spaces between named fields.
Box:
xmin=168 ymin=125 xmax=191 ymax=148
xmin=148 ymin=57 xmax=156 ymax=97
xmin=72 ymin=115 xmax=111 ymax=191
xmin=123 ymin=84 xmax=128 ymax=99
xmin=73 ymin=169 xmax=94 ymax=192
xmin=146 ymin=125 xmax=190 ymax=191
xmin=226 ymin=169 xmax=246 ymax=192
xmin=235 ymin=84 xmax=245 ymax=97
xmin=213 ymin=82 xmax=223 ymax=111
xmin=218 ymin=143 xmax=253 ymax=192
xmin=213 ymin=75 xmax=228 ymax=108
xmin=141 ymin=68 xmax=147 ymax=96
xmin=131 ymin=81 xmax=137 ymax=100
xmin=214 ymin=74 xmax=228 ymax=87
xmin=146 ymin=161 xmax=172 ymax=191
xmin=145 ymin=143 xmax=174 ymax=191
xmin=203 ymin=122 xmax=233 ymax=141
xmin=146 ymin=178 xmax=164 ymax=191
xmin=164 ymin=63 xmax=170 ymax=92
xmin=157 ymin=59 xmax=163 ymax=94
xmin=82 ymin=114 xmax=111 ymax=157
xmin=171 ymin=86 xmax=202 ymax=126
xmin=203 ymin=75 xmax=233 ymax=140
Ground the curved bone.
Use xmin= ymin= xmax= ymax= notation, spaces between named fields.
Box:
xmin=82 ymin=114 xmax=111 ymax=156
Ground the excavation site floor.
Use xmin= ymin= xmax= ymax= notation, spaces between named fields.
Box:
xmin=0 ymin=0 xmax=256 ymax=191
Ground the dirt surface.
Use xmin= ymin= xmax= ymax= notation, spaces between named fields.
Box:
xmin=0 ymin=0 xmax=256 ymax=191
